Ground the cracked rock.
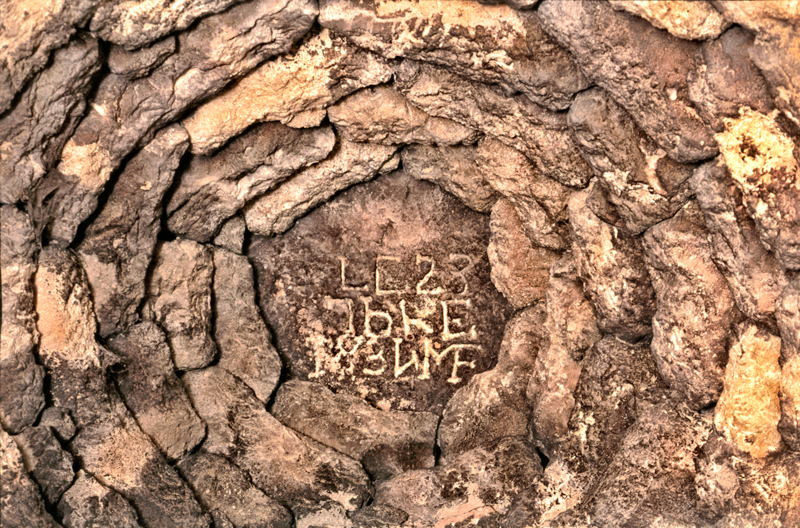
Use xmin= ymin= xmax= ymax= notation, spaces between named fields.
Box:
xmin=0 ymin=429 xmax=59 ymax=528
xmin=107 ymin=37 xmax=176 ymax=79
xmin=212 ymin=216 xmax=246 ymax=254
xmin=39 ymin=407 xmax=76 ymax=442
xmin=58 ymin=471 xmax=142 ymax=528
xmin=13 ymin=425 xmax=75 ymax=506
xmin=609 ymin=1 xmax=729 ymax=41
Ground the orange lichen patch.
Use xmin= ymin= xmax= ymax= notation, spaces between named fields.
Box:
xmin=714 ymin=325 xmax=783 ymax=458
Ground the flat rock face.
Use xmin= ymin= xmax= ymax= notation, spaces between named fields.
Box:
xmin=250 ymin=172 xmax=512 ymax=413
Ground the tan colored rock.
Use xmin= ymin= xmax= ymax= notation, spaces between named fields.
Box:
xmin=781 ymin=356 xmax=800 ymax=451
xmin=609 ymin=1 xmax=729 ymax=40
xmin=183 ymin=29 xmax=392 ymax=155
xmin=715 ymin=326 xmax=783 ymax=458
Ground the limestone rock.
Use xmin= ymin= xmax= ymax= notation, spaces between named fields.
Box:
xmin=183 ymin=366 xmax=372 ymax=510
xmin=178 ymin=452 xmax=292 ymax=528
xmin=183 ymin=29 xmax=393 ymax=155
xmin=78 ymin=123 xmax=190 ymax=338
xmin=642 ymin=202 xmax=736 ymax=410
xmin=691 ymin=159 xmax=788 ymax=322
xmin=212 ymin=247 xmax=283 ymax=403
xmin=438 ymin=305 xmax=546 ymax=463
xmin=488 ymin=199 xmax=560 ymax=310
xmin=319 ymin=0 xmax=588 ymax=111
xmin=272 ymin=380 xmax=438 ymax=480
xmin=328 ymin=85 xmax=479 ymax=146
xmin=244 ymin=139 xmax=399 ymax=237
xmin=143 ymin=239 xmax=216 ymax=370
xmin=212 ymin=216 xmax=246 ymax=254
xmin=37 ymin=0 xmax=317 ymax=245
xmin=538 ymin=0 xmax=717 ymax=163
xmin=0 ymin=206 xmax=44 ymax=433
xmin=568 ymin=88 xmax=696 ymax=235
xmin=39 ymin=407 xmax=76 ymax=442
xmin=107 ymin=37 xmax=176 ymax=79
xmin=13 ymin=425 xmax=74 ymax=505
xmin=568 ymin=188 xmax=656 ymax=342
xmin=58 ymin=471 xmax=142 ymax=528
xmin=167 ymin=124 xmax=335 ymax=242
xmin=109 ymin=322 xmax=206 ymax=460
xmin=0 ymin=36 xmax=100 ymax=205
xmin=395 ymin=61 xmax=593 ymax=188
xmin=609 ymin=1 xmax=729 ymax=41
xmin=715 ymin=108 xmax=800 ymax=270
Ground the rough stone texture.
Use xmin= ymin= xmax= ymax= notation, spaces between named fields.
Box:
xmin=58 ymin=471 xmax=142 ymax=528
xmin=294 ymin=502 xmax=350 ymax=528
xmin=568 ymin=188 xmax=656 ymax=341
xmin=609 ymin=1 xmax=729 ymax=41
xmin=109 ymin=322 xmax=206 ymax=460
xmin=178 ymin=452 xmax=292 ymax=528
xmin=212 ymin=216 xmax=246 ymax=254
xmin=394 ymin=60 xmax=593 ymax=188
xmin=13 ymin=425 xmax=75 ymax=505
xmin=39 ymin=407 xmax=76 ymax=442
xmin=183 ymin=366 xmax=372 ymax=511
xmin=642 ymin=201 xmax=736 ymax=410
xmin=438 ymin=305 xmax=546 ymax=463
xmin=0 ymin=206 xmax=44 ymax=434
xmin=0 ymin=36 xmax=100 ymax=205
xmin=35 ymin=0 xmax=317 ymax=245
xmin=251 ymin=172 xmax=512 ymax=413
xmin=328 ymin=85 xmax=479 ymax=146
xmin=78 ymin=123 xmax=189 ymax=338
xmin=778 ymin=277 xmax=800 ymax=361
xmin=715 ymin=107 xmax=800 ymax=270
xmin=183 ymin=29 xmax=393 ymax=155
xmin=568 ymin=88 xmax=696 ymax=235
xmin=273 ymin=380 xmax=438 ymax=480
xmin=487 ymin=199 xmax=560 ymax=310
xmin=0 ymin=0 xmax=100 ymax=113
xmin=348 ymin=505 xmax=408 ymax=528
xmin=374 ymin=436 xmax=542 ymax=527
xmin=781 ymin=353 xmax=800 ymax=452
xmin=320 ymin=0 xmax=588 ymax=111
xmin=212 ymin=247 xmax=283 ymax=403
xmin=107 ymin=37 xmax=176 ymax=79
xmin=167 ymin=124 xmax=335 ymax=243
xmin=538 ymin=0 xmax=718 ymax=164
xmin=692 ymin=159 xmax=788 ymax=322
xmin=0 ymin=428 xmax=60 ymax=528
xmin=244 ymin=139 xmax=399 ymax=237
xmin=142 ymin=239 xmax=216 ymax=371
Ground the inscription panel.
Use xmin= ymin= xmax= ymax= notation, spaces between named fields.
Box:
xmin=249 ymin=172 xmax=512 ymax=413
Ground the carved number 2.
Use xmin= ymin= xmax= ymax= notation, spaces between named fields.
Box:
xmin=416 ymin=255 xmax=444 ymax=295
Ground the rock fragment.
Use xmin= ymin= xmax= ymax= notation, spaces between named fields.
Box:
xmin=107 ymin=37 xmax=176 ymax=79
xmin=777 ymin=277 xmax=800 ymax=360
xmin=348 ymin=505 xmax=408 ymax=528
xmin=13 ymin=425 xmax=75 ymax=506
xmin=212 ymin=216 xmax=246 ymax=254
xmin=609 ymin=1 xmax=729 ymax=41
xmin=39 ymin=408 xmax=76 ymax=442
xmin=58 ymin=471 xmax=142 ymax=528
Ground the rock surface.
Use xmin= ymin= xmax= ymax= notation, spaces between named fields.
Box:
xmin=58 ymin=471 xmax=142 ymax=528
xmin=13 ymin=425 xmax=75 ymax=505
xmin=609 ymin=1 xmax=729 ymax=41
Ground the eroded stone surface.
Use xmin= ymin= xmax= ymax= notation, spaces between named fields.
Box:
xmin=13 ymin=425 xmax=74 ymax=506
xmin=609 ymin=1 xmax=729 ymax=41
xmin=212 ymin=216 xmax=245 ymax=254
xmin=107 ymin=37 xmax=176 ymax=79
xmin=58 ymin=471 xmax=142 ymax=528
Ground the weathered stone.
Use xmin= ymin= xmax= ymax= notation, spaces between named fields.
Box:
xmin=109 ymin=322 xmax=206 ymax=460
xmin=568 ymin=88 xmax=696 ymax=235
xmin=183 ymin=366 xmax=372 ymax=510
xmin=374 ymin=437 xmax=542 ymax=527
xmin=183 ymin=29 xmax=392 ymax=155
xmin=107 ymin=37 xmax=176 ymax=79
xmin=0 ymin=429 xmax=59 ymax=528
xmin=78 ymin=123 xmax=190 ymax=338
xmin=477 ymin=0 xmax=539 ymax=9
xmin=568 ymin=188 xmax=656 ymax=341
xmin=39 ymin=407 xmax=76 ymax=442
xmin=328 ymin=85 xmax=479 ymax=146
xmin=13 ymin=425 xmax=74 ymax=505
xmin=178 ymin=452 xmax=292 ymax=528
xmin=609 ymin=1 xmax=729 ymax=41
xmin=0 ymin=36 xmax=100 ymax=205
xmin=438 ymin=305 xmax=546 ymax=463
xmin=488 ymin=199 xmax=560 ymax=310
xmin=168 ymin=124 xmax=334 ymax=243
xmin=244 ymin=139 xmax=399 ymax=237
xmin=272 ymin=380 xmax=438 ymax=480
xmin=250 ymin=172 xmax=512 ymax=413
xmin=212 ymin=216 xmax=246 ymax=254
xmin=37 ymin=0 xmax=317 ymax=245
xmin=319 ymin=0 xmax=588 ymax=111
xmin=0 ymin=0 xmax=100 ymax=113
xmin=715 ymin=108 xmax=800 ymax=270
xmin=394 ymin=61 xmax=593 ymax=188
xmin=642 ymin=201 xmax=736 ymax=410
xmin=90 ymin=0 xmax=248 ymax=50
xmin=778 ymin=277 xmax=800 ymax=363
xmin=0 ymin=206 xmax=44 ymax=433
xmin=142 ymin=239 xmax=216 ymax=370
xmin=58 ymin=471 xmax=142 ymax=528
xmin=687 ymin=27 xmax=775 ymax=132
xmin=212 ymin=247 xmax=283 ymax=403
xmin=348 ymin=505 xmax=408 ymax=528
xmin=692 ymin=159 xmax=788 ymax=322
xmin=781 ymin=353 xmax=800 ymax=452
xmin=294 ymin=501 xmax=350 ymax=528
xmin=538 ymin=0 xmax=717 ymax=163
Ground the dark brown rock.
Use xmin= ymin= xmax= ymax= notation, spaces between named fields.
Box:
xmin=538 ymin=0 xmax=718 ymax=163
xmin=58 ymin=471 xmax=142 ymax=528
xmin=642 ymin=201 xmax=737 ymax=410
xmin=39 ymin=407 xmax=76 ymax=442
xmin=107 ymin=37 xmax=176 ymax=79
xmin=78 ymin=123 xmax=190 ymax=338
xmin=13 ymin=425 xmax=75 ymax=506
